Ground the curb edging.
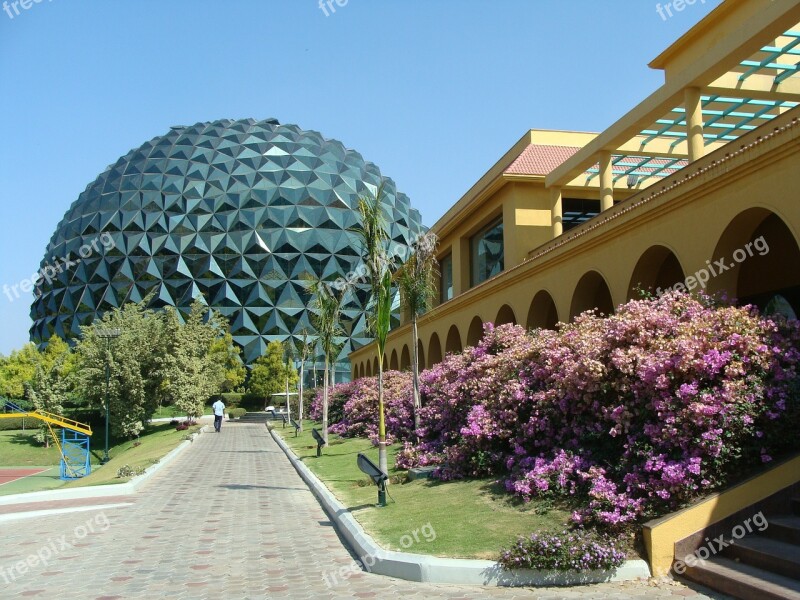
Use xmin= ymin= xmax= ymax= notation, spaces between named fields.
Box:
xmin=270 ymin=428 xmax=651 ymax=586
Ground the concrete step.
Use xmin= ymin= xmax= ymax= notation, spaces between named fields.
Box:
xmin=726 ymin=535 xmax=800 ymax=580
xmin=237 ymin=412 xmax=269 ymax=423
xmin=766 ymin=515 xmax=800 ymax=545
xmin=683 ymin=556 xmax=800 ymax=600
xmin=792 ymin=497 xmax=800 ymax=516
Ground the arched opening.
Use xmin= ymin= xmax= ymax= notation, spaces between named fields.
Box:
xmin=445 ymin=325 xmax=462 ymax=355
xmin=417 ymin=340 xmax=425 ymax=373
xmin=372 ymin=357 xmax=379 ymax=377
xmin=466 ymin=316 xmax=484 ymax=347
xmin=428 ymin=333 xmax=443 ymax=368
xmin=400 ymin=345 xmax=411 ymax=371
xmin=382 ymin=355 xmax=389 ymax=371
xmin=359 ymin=363 xmax=365 ymax=379
xmin=526 ymin=290 xmax=559 ymax=330
xmin=365 ymin=361 xmax=372 ymax=377
xmin=570 ymin=271 xmax=614 ymax=320
xmin=712 ymin=209 xmax=800 ymax=315
xmin=495 ymin=304 xmax=517 ymax=325
xmin=390 ymin=349 xmax=399 ymax=371
xmin=627 ymin=245 xmax=686 ymax=300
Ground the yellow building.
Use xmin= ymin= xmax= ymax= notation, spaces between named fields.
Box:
xmin=350 ymin=0 xmax=800 ymax=379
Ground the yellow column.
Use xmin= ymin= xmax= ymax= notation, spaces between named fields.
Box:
xmin=599 ymin=151 xmax=614 ymax=212
xmin=451 ymin=237 xmax=470 ymax=295
xmin=685 ymin=87 xmax=705 ymax=162
xmin=550 ymin=186 xmax=563 ymax=238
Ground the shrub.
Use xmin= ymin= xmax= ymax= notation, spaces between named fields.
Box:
xmin=0 ymin=417 xmax=33 ymax=431
xmin=330 ymin=371 xmax=414 ymax=443
xmin=229 ymin=408 xmax=247 ymax=419
xmin=311 ymin=372 xmax=414 ymax=444
xmin=400 ymin=292 xmax=800 ymax=526
xmin=309 ymin=380 xmax=356 ymax=425
xmin=116 ymin=464 xmax=146 ymax=478
xmin=499 ymin=530 xmax=625 ymax=572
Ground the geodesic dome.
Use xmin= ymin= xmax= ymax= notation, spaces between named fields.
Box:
xmin=30 ymin=118 xmax=424 ymax=366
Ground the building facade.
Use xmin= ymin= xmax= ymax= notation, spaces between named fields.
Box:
xmin=350 ymin=0 xmax=800 ymax=378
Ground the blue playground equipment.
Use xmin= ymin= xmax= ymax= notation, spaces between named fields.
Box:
xmin=2 ymin=399 xmax=93 ymax=480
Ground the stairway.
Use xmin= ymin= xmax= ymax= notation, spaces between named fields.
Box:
xmin=237 ymin=411 xmax=271 ymax=423
xmin=682 ymin=497 xmax=800 ymax=600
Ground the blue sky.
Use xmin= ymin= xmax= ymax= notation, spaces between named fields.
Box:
xmin=0 ymin=0 xmax=724 ymax=355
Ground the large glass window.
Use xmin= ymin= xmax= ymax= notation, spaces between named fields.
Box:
xmin=470 ymin=218 xmax=504 ymax=286
xmin=440 ymin=253 xmax=453 ymax=303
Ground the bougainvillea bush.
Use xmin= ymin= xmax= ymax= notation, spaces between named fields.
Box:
xmin=499 ymin=530 xmax=626 ymax=572
xmin=396 ymin=292 xmax=800 ymax=527
xmin=310 ymin=371 xmax=414 ymax=444
xmin=309 ymin=379 xmax=355 ymax=427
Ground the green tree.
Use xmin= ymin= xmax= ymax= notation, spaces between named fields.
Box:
xmin=294 ymin=329 xmax=316 ymax=432
xmin=350 ymin=186 xmax=394 ymax=474
xmin=160 ymin=299 xmax=232 ymax=420
xmin=308 ymin=278 xmax=347 ymax=444
xmin=209 ymin=331 xmax=246 ymax=392
xmin=248 ymin=340 xmax=298 ymax=404
xmin=395 ymin=232 xmax=438 ymax=434
xmin=0 ymin=343 xmax=41 ymax=399
xmin=75 ymin=299 xmax=167 ymax=439
xmin=25 ymin=355 xmax=69 ymax=447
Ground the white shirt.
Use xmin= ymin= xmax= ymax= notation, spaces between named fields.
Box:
xmin=212 ymin=400 xmax=225 ymax=417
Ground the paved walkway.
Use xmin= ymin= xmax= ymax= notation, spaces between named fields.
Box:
xmin=0 ymin=423 xmax=729 ymax=599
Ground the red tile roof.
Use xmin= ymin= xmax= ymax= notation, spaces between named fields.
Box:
xmin=504 ymin=144 xmax=582 ymax=176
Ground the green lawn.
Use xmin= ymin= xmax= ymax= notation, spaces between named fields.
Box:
xmin=274 ymin=421 xmax=571 ymax=559
xmin=63 ymin=422 xmax=201 ymax=488
xmin=0 ymin=422 xmax=201 ymax=495
xmin=0 ymin=430 xmax=64 ymax=467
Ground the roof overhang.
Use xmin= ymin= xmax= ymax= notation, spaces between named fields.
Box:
xmin=547 ymin=0 xmax=800 ymax=189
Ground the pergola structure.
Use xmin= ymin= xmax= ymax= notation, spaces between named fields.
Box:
xmin=546 ymin=0 xmax=800 ymax=237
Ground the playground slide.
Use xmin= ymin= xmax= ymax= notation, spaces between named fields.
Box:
xmin=1 ymin=400 xmax=93 ymax=480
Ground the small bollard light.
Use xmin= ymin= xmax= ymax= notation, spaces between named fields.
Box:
xmin=290 ymin=418 xmax=301 ymax=437
xmin=311 ymin=428 xmax=326 ymax=457
xmin=357 ymin=452 xmax=389 ymax=507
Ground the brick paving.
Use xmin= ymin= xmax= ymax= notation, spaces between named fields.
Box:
xmin=0 ymin=423 xmax=729 ymax=599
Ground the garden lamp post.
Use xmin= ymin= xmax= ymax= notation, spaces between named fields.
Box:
xmin=96 ymin=328 xmax=121 ymax=464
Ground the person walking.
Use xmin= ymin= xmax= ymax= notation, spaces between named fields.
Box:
xmin=212 ymin=398 xmax=225 ymax=433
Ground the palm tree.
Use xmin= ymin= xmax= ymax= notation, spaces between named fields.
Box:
xmin=308 ymin=277 xmax=346 ymax=444
xmin=395 ymin=232 xmax=438 ymax=434
xmin=295 ymin=329 xmax=315 ymax=433
xmin=350 ymin=185 xmax=394 ymax=475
